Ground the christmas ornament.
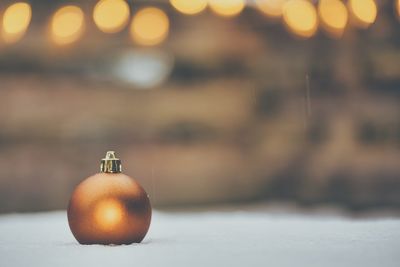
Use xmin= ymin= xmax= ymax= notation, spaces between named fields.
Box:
xmin=67 ymin=151 xmax=151 ymax=245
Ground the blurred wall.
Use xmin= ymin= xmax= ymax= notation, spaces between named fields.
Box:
xmin=0 ymin=0 xmax=400 ymax=213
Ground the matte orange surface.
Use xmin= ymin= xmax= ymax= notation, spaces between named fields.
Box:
xmin=67 ymin=173 xmax=151 ymax=245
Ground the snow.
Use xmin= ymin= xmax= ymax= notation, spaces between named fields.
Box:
xmin=0 ymin=210 xmax=399 ymax=267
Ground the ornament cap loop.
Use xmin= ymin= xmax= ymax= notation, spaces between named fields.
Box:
xmin=100 ymin=151 xmax=122 ymax=173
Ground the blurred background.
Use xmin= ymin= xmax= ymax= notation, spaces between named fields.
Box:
xmin=0 ymin=0 xmax=399 ymax=214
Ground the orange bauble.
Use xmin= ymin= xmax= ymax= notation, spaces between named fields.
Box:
xmin=67 ymin=151 xmax=151 ymax=245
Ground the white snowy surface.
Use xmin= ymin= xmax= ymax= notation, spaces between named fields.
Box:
xmin=0 ymin=210 xmax=399 ymax=267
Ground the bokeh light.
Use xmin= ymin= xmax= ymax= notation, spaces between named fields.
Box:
xmin=348 ymin=0 xmax=377 ymax=28
xmin=94 ymin=199 xmax=124 ymax=230
xmin=1 ymin=2 xmax=32 ymax=44
xmin=255 ymin=0 xmax=286 ymax=18
xmin=50 ymin=5 xmax=85 ymax=46
xmin=170 ymin=0 xmax=208 ymax=15
xmin=93 ymin=0 xmax=130 ymax=33
xmin=113 ymin=50 xmax=174 ymax=88
xmin=318 ymin=0 xmax=348 ymax=38
xmin=130 ymin=7 xmax=169 ymax=46
xmin=283 ymin=0 xmax=318 ymax=38
xmin=396 ymin=0 xmax=400 ymax=18
xmin=208 ymin=0 xmax=245 ymax=17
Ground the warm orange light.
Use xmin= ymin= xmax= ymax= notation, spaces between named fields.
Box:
xmin=255 ymin=0 xmax=286 ymax=18
xmin=397 ymin=0 xmax=400 ymax=18
xmin=130 ymin=7 xmax=169 ymax=46
xmin=348 ymin=0 xmax=377 ymax=28
xmin=283 ymin=0 xmax=318 ymax=38
xmin=50 ymin=5 xmax=85 ymax=45
xmin=1 ymin=2 xmax=32 ymax=44
xmin=93 ymin=0 xmax=130 ymax=33
xmin=170 ymin=0 xmax=208 ymax=15
xmin=94 ymin=199 xmax=124 ymax=230
xmin=318 ymin=0 xmax=348 ymax=38
xmin=208 ymin=0 xmax=245 ymax=17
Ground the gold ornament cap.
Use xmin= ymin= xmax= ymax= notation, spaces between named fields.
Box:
xmin=100 ymin=151 xmax=122 ymax=173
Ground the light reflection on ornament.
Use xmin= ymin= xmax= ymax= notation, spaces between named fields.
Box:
xmin=1 ymin=2 xmax=32 ymax=44
xmin=348 ymin=0 xmax=377 ymax=28
xmin=318 ymin=0 xmax=348 ymax=38
xmin=283 ymin=0 xmax=318 ymax=38
xmin=130 ymin=7 xmax=169 ymax=46
xmin=94 ymin=199 xmax=124 ymax=231
xmin=93 ymin=0 xmax=130 ymax=33
xmin=208 ymin=0 xmax=245 ymax=17
xmin=170 ymin=0 xmax=208 ymax=15
xmin=50 ymin=5 xmax=85 ymax=46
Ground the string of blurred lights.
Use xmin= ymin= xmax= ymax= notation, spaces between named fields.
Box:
xmin=208 ymin=0 xmax=246 ymax=17
xmin=0 ymin=0 xmax=398 ymax=46
xmin=130 ymin=7 xmax=169 ymax=46
xmin=50 ymin=5 xmax=85 ymax=45
xmin=93 ymin=0 xmax=130 ymax=33
xmin=1 ymin=2 xmax=31 ymax=44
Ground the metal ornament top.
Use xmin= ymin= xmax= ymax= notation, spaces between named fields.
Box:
xmin=100 ymin=151 xmax=122 ymax=173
